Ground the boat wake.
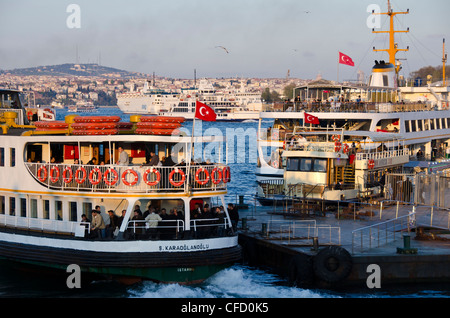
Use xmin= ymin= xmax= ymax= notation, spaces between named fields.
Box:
xmin=126 ymin=265 xmax=330 ymax=298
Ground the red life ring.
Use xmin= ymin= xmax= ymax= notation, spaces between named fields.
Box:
xmin=62 ymin=167 xmax=73 ymax=183
xmin=169 ymin=168 xmax=185 ymax=187
xmin=222 ymin=166 xmax=230 ymax=183
xmin=334 ymin=142 xmax=342 ymax=152
xmin=211 ymin=167 xmax=222 ymax=184
xmin=122 ymin=169 xmax=139 ymax=186
xmin=37 ymin=166 xmax=48 ymax=182
xmin=143 ymin=168 xmax=161 ymax=186
xmin=343 ymin=144 xmax=350 ymax=154
xmin=368 ymin=159 xmax=375 ymax=169
xmin=89 ymin=168 xmax=102 ymax=185
xmin=195 ymin=168 xmax=210 ymax=185
xmin=49 ymin=166 xmax=60 ymax=183
xmin=331 ymin=135 xmax=340 ymax=142
xmin=103 ymin=168 xmax=119 ymax=186
xmin=75 ymin=167 xmax=87 ymax=184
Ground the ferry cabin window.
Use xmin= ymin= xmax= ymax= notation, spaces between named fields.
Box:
xmin=447 ymin=118 xmax=450 ymax=128
xmin=82 ymin=202 xmax=92 ymax=220
xmin=300 ymin=158 xmax=312 ymax=171
xmin=0 ymin=196 xmax=4 ymax=214
xmin=286 ymin=158 xmax=300 ymax=171
xmin=313 ymin=159 xmax=327 ymax=172
xmin=436 ymin=118 xmax=441 ymax=130
xmin=411 ymin=120 xmax=416 ymax=132
xmin=43 ymin=200 xmax=50 ymax=219
xmin=9 ymin=197 xmax=15 ymax=216
xmin=383 ymin=76 xmax=389 ymax=87
xmin=0 ymin=148 xmax=4 ymax=166
xmin=20 ymin=198 xmax=26 ymax=217
xmin=55 ymin=200 xmax=62 ymax=221
xmin=417 ymin=120 xmax=423 ymax=131
xmin=31 ymin=199 xmax=38 ymax=218
xmin=69 ymin=202 xmax=77 ymax=222
xmin=9 ymin=148 xmax=15 ymax=167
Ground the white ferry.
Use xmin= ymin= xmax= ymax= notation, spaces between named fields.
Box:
xmin=0 ymin=88 xmax=240 ymax=284
xmin=117 ymin=79 xmax=262 ymax=121
xmin=256 ymin=1 xmax=450 ymax=186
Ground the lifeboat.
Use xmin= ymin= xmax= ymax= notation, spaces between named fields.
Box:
xmin=73 ymin=116 xmax=121 ymax=123
xmin=34 ymin=121 xmax=69 ymax=130
xmin=71 ymin=122 xmax=118 ymax=130
xmin=135 ymin=128 xmax=180 ymax=136
xmin=136 ymin=122 xmax=181 ymax=129
xmin=72 ymin=129 xmax=119 ymax=135
xmin=140 ymin=116 xmax=186 ymax=124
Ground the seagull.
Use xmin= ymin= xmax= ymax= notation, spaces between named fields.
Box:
xmin=304 ymin=10 xmax=311 ymax=13
xmin=215 ymin=46 xmax=229 ymax=54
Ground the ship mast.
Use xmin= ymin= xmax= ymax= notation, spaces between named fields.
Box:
xmin=443 ymin=39 xmax=447 ymax=87
xmin=372 ymin=0 xmax=409 ymax=74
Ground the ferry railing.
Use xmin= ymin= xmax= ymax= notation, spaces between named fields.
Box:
xmin=25 ymin=163 xmax=229 ymax=194
xmin=351 ymin=210 xmax=416 ymax=254
xmin=266 ymin=101 xmax=433 ymax=114
xmin=355 ymin=148 xmax=409 ymax=161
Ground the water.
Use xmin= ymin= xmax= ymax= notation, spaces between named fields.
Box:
xmin=0 ymin=107 xmax=446 ymax=299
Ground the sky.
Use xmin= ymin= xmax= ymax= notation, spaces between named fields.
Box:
xmin=0 ymin=0 xmax=449 ymax=81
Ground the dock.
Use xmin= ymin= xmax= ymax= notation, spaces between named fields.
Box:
xmin=237 ymin=199 xmax=450 ymax=290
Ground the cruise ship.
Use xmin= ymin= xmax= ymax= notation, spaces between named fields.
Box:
xmin=117 ymin=78 xmax=263 ymax=121
xmin=255 ymin=1 xmax=450 ymax=203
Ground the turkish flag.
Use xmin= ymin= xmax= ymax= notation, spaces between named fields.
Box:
xmin=195 ymin=101 xmax=217 ymax=121
xmin=304 ymin=112 xmax=320 ymax=125
xmin=339 ymin=52 xmax=355 ymax=66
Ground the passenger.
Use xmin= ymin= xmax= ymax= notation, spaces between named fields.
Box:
xmin=116 ymin=146 xmax=129 ymax=166
xmin=130 ymin=210 xmax=144 ymax=238
xmin=145 ymin=208 xmax=162 ymax=239
xmin=191 ymin=203 xmax=203 ymax=219
xmin=148 ymin=151 xmax=160 ymax=166
xmin=227 ymin=203 xmax=239 ymax=231
xmin=90 ymin=209 xmax=106 ymax=239
xmin=105 ymin=210 xmax=119 ymax=238
xmin=214 ymin=207 xmax=225 ymax=236
xmin=81 ymin=214 xmax=90 ymax=237
xmin=134 ymin=205 xmax=142 ymax=217
xmin=117 ymin=209 xmax=126 ymax=228
xmin=162 ymin=154 xmax=175 ymax=166
xmin=87 ymin=157 xmax=97 ymax=165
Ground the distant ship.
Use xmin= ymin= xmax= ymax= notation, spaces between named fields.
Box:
xmin=117 ymin=79 xmax=263 ymax=121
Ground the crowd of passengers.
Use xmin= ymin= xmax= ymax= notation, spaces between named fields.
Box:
xmin=82 ymin=202 xmax=239 ymax=240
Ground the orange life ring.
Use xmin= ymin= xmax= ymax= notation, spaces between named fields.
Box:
xmin=195 ymin=168 xmax=210 ymax=185
xmin=34 ymin=121 xmax=68 ymax=129
xmin=49 ymin=166 xmax=60 ymax=183
xmin=62 ymin=167 xmax=73 ymax=183
xmin=222 ymin=166 xmax=230 ymax=183
xmin=211 ymin=167 xmax=222 ymax=185
xmin=75 ymin=167 xmax=87 ymax=184
xmin=169 ymin=168 xmax=185 ymax=187
xmin=37 ymin=166 xmax=48 ymax=182
xmin=89 ymin=168 xmax=103 ymax=185
xmin=143 ymin=168 xmax=161 ymax=186
xmin=368 ymin=159 xmax=375 ymax=169
xmin=334 ymin=142 xmax=342 ymax=152
xmin=122 ymin=169 xmax=139 ymax=186
xmin=331 ymin=135 xmax=340 ymax=142
xmin=103 ymin=168 xmax=119 ymax=186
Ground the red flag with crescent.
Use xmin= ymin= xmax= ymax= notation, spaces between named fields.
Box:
xmin=195 ymin=101 xmax=217 ymax=121
xmin=339 ymin=52 xmax=355 ymax=66
xmin=304 ymin=112 xmax=320 ymax=125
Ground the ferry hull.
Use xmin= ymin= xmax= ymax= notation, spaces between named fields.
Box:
xmin=0 ymin=234 xmax=241 ymax=285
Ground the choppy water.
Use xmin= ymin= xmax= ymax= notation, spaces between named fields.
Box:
xmin=0 ymin=107 xmax=446 ymax=299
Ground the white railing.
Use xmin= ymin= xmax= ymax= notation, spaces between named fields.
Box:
xmin=356 ymin=148 xmax=409 ymax=161
xmin=351 ymin=211 xmax=416 ymax=254
xmin=25 ymin=163 xmax=229 ymax=193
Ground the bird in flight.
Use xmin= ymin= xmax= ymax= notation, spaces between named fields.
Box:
xmin=215 ymin=46 xmax=229 ymax=53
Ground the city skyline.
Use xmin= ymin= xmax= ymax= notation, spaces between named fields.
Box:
xmin=0 ymin=0 xmax=449 ymax=81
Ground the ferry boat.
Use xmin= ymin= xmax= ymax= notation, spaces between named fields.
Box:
xmin=117 ymin=78 xmax=262 ymax=121
xmin=0 ymin=88 xmax=240 ymax=284
xmin=256 ymin=1 xmax=450 ymax=187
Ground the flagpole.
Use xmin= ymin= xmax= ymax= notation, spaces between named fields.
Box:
xmin=337 ymin=51 xmax=339 ymax=83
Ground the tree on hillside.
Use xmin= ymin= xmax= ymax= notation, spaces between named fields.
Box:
xmin=410 ymin=65 xmax=449 ymax=84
